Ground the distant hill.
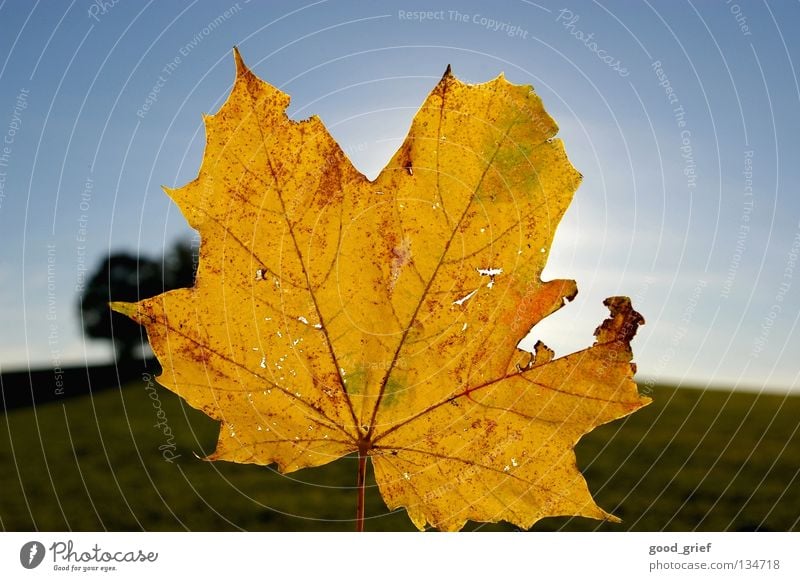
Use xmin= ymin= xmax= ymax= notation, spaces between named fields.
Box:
xmin=1 ymin=360 xmax=156 ymax=411
xmin=1 ymin=375 xmax=797 ymax=531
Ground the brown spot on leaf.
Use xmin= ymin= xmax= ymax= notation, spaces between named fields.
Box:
xmin=593 ymin=296 xmax=645 ymax=345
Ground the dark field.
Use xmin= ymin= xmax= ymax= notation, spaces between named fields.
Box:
xmin=1 ymin=374 xmax=798 ymax=531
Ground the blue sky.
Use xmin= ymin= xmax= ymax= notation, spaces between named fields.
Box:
xmin=0 ymin=0 xmax=798 ymax=392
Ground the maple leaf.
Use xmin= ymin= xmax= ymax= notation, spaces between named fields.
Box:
xmin=112 ymin=48 xmax=650 ymax=531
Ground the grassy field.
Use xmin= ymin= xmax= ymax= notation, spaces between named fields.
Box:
xmin=1 ymin=375 xmax=798 ymax=531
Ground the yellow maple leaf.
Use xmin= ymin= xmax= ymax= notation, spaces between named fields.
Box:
xmin=112 ymin=48 xmax=650 ymax=531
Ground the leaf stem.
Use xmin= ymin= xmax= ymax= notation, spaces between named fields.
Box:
xmin=356 ymin=444 xmax=368 ymax=532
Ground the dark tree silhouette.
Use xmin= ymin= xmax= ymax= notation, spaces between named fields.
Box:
xmin=79 ymin=240 xmax=199 ymax=362
xmin=79 ymin=253 xmax=164 ymax=362
xmin=164 ymin=238 xmax=198 ymax=289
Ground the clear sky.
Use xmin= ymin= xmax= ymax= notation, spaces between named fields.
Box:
xmin=0 ymin=0 xmax=798 ymax=393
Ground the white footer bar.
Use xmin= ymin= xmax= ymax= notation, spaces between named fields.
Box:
xmin=1 ymin=532 xmax=797 ymax=579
